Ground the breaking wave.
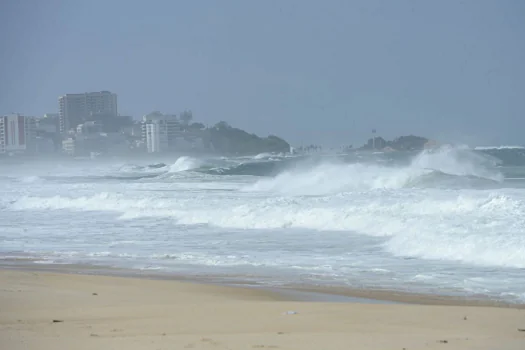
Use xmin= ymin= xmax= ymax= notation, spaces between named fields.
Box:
xmin=168 ymin=156 xmax=203 ymax=173
xmin=3 ymin=145 xmax=525 ymax=302
xmin=8 ymin=190 xmax=525 ymax=269
xmin=93 ymin=146 xmax=523 ymax=187
xmin=475 ymin=145 xmax=524 ymax=150
xmin=245 ymin=146 xmax=503 ymax=194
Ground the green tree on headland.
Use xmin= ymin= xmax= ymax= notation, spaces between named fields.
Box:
xmin=388 ymin=135 xmax=429 ymax=151
xmin=214 ymin=121 xmax=231 ymax=130
xmin=207 ymin=121 xmax=290 ymax=155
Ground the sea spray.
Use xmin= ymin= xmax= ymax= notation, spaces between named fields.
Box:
xmin=411 ymin=146 xmax=503 ymax=182
xmin=3 ymin=146 xmax=525 ymax=303
xmin=168 ymin=156 xmax=203 ymax=172
xmin=245 ymin=146 xmax=503 ymax=194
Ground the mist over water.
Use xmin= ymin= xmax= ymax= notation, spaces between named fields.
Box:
xmin=2 ymin=146 xmax=525 ymax=303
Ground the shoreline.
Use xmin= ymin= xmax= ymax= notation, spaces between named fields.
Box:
xmin=2 ymin=260 xmax=523 ymax=309
xmin=2 ymin=267 xmax=525 ymax=350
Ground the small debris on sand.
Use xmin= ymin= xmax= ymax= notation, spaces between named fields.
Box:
xmin=283 ymin=311 xmax=298 ymax=315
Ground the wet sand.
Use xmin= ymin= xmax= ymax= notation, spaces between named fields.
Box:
xmin=1 ymin=268 xmax=524 ymax=350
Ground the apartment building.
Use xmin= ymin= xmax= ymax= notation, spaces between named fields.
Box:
xmin=141 ymin=112 xmax=182 ymax=153
xmin=59 ymin=91 xmax=117 ymax=133
xmin=0 ymin=114 xmax=37 ymax=154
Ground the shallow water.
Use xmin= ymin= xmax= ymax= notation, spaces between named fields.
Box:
xmin=1 ymin=146 xmax=525 ymax=303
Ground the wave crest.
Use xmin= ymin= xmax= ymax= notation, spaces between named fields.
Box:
xmin=168 ymin=156 xmax=203 ymax=172
xmin=7 ymin=191 xmax=525 ymax=268
xmin=245 ymin=146 xmax=503 ymax=195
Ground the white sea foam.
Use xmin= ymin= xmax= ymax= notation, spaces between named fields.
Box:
xmin=18 ymin=176 xmax=42 ymax=183
xmin=9 ymin=188 xmax=525 ymax=269
xmin=245 ymin=146 xmax=503 ymax=194
xmin=244 ymin=162 xmax=429 ymax=194
xmin=253 ymin=152 xmax=273 ymax=160
xmin=168 ymin=156 xmax=202 ymax=172
xmin=475 ymin=145 xmax=525 ymax=150
xmin=411 ymin=146 xmax=503 ymax=181
xmin=2 ymin=148 xmax=525 ymax=302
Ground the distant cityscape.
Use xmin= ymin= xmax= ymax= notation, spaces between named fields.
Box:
xmin=1 ymin=90 xmax=441 ymax=158
xmin=0 ymin=90 xmax=210 ymax=158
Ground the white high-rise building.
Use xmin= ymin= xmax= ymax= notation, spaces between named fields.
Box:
xmin=58 ymin=91 xmax=117 ymax=134
xmin=0 ymin=117 xmax=4 ymax=154
xmin=0 ymin=114 xmax=37 ymax=154
xmin=141 ymin=112 xmax=182 ymax=153
xmin=145 ymin=122 xmax=168 ymax=153
xmin=0 ymin=118 xmax=4 ymax=154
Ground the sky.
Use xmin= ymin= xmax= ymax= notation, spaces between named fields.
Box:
xmin=1 ymin=0 xmax=524 ymax=147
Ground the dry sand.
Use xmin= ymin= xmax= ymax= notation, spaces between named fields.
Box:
xmin=1 ymin=269 xmax=524 ymax=350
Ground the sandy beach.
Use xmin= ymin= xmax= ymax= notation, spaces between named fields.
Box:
xmin=1 ymin=269 xmax=524 ymax=350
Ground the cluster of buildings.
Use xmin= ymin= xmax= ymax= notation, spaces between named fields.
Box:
xmin=1 ymin=91 xmax=207 ymax=157
xmin=0 ymin=114 xmax=39 ymax=155
xmin=141 ymin=111 xmax=205 ymax=154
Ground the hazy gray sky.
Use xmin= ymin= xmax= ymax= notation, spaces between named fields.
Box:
xmin=1 ymin=0 xmax=524 ymax=147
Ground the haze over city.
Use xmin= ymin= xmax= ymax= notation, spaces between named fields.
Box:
xmin=3 ymin=2 xmax=525 ymax=349
xmin=1 ymin=0 xmax=524 ymax=147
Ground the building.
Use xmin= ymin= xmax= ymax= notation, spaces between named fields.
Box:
xmin=37 ymin=115 xmax=59 ymax=134
xmin=141 ymin=112 xmax=183 ymax=153
xmin=37 ymin=113 xmax=59 ymax=131
xmin=367 ymin=136 xmax=386 ymax=150
xmin=34 ymin=114 xmax=61 ymax=153
xmin=121 ymin=121 xmax=142 ymax=138
xmin=0 ymin=114 xmax=37 ymax=155
xmin=76 ymin=121 xmax=103 ymax=134
xmin=35 ymin=137 xmax=55 ymax=154
xmin=61 ymin=138 xmax=76 ymax=156
xmin=145 ymin=122 xmax=168 ymax=153
xmin=59 ymin=91 xmax=118 ymax=134
xmin=0 ymin=118 xmax=4 ymax=154
xmin=62 ymin=132 xmax=129 ymax=157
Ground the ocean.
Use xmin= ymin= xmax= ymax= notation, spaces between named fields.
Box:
xmin=1 ymin=145 xmax=525 ymax=303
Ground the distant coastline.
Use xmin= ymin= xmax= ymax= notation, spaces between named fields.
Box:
xmin=359 ymin=135 xmax=437 ymax=152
